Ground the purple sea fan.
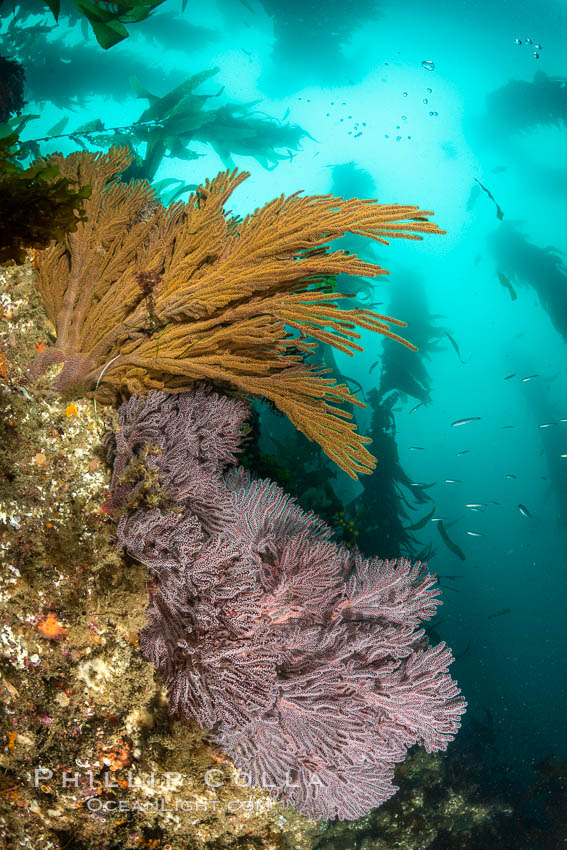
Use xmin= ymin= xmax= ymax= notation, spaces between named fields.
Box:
xmin=215 ymin=553 xmax=465 ymax=820
xmin=110 ymin=386 xmax=466 ymax=821
xmin=107 ymin=383 xmax=249 ymax=528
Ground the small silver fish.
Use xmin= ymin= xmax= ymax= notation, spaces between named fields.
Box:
xmin=518 ymin=503 xmax=532 ymax=519
xmin=466 ymin=531 xmax=485 ymax=537
xmin=497 ymin=272 xmax=517 ymax=300
xmin=446 ymin=332 xmax=467 ymax=364
xmin=451 ymin=417 xmax=481 ymax=427
xmin=504 ymin=373 xmax=517 ymax=380
xmin=409 ymin=446 xmax=425 ymax=451
xmin=488 ymin=607 xmax=511 ymax=619
xmin=466 ymin=503 xmax=486 ymax=508
xmin=444 ymin=479 xmax=462 ymax=483
xmin=539 ymin=423 xmax=555 ymax=429
xmin=406 ymin=506 xmax=436 ymax=531
xmin=521 ymin=374 xmax=539 ymax=382
xmin=456 ymin=450 xmax=470 ymax=456
xmin=506 ymin=474 xmax=517 ymax=479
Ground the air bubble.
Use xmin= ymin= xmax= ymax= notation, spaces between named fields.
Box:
xmin=422 ymin=59 xmax=435 ymax=71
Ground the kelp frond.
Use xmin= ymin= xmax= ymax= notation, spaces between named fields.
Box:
xmin=31 ymin=146 xmax=444 ymax=478
xmin=0 ymin=132 xmax=91 ymax=264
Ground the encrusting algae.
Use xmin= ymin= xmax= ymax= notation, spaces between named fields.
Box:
xmin=29 ymin=146 xmax=444 ymax=478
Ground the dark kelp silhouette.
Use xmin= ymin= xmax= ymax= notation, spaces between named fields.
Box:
xmin=330 ymin=161 xmax=375 ymax=201
xmin=330 ymin=169 xmax=447 ymax=382
xmin=0 ymin=132 xmax=91 ymax=263
xmin=484 ymin=71 xmax=567 ymax=136
xmin=67 ymin=68 xmax=312 ymax=182
xmin=0 ymin=54 xmax=24 ymax=122
xmin=520 ymin=755 xmax=567 ymax=849
xmin=516 ymin=376 xmax=567 ymax=531
xmin=1 ymin=11 xmax=181 ymax=108
xmin=258 ymin=0 xmax=380 ymax=92
xmin=191 ymin=102 xmax=313 ymax=169
xmin=318 ymin=165 xmax=440 ymax=555
xmin=350 ymin=389 xmax=435 ymax=558
xmin=378 ymin=269 xmax=446 ymax=406
xmin=329 ymin=162 xmax=387 ymax=306
xmin=8 ymin=0 xmax=167 ymax=49
xmin=248 ymin=384 xmax=437 ymax=558
xmin=117 ymin=68 xmax=222 ymax=182
xmin=488 ymin=222 xmax=567 ymax=342
xmin=129 ymin=9 xmax=216 ymax=52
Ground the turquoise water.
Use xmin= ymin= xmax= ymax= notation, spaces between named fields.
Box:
xmin=4 ymin=0 xmax=567 ymax=840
